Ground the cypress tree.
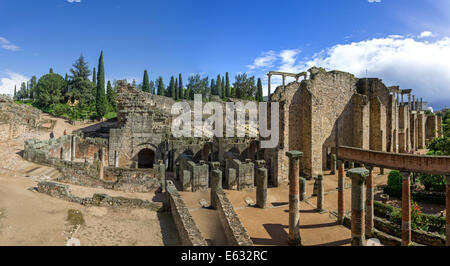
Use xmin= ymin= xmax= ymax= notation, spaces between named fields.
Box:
xmin=142 ymin=70 xmax=150 ymax=93
xmin=13 ymin=85 xmax=17 ymax=100
xmin=221 ymin=77 xmax=225 ymax=98
xmin=210 ymin=79 xmax=216 ymax=95
xmin=256 ymin=78 xmax=263 ymax=102
xmin=95 ymin=51 xmax=107 ymax=118
xmin=157 ymin=76 xmax=164 ymax=96
xmin=225 ymin=72 xmax=230 ymax=98
xmin=178 ymin=73 xmax=183 ymax=99
xmin=92 ymin=67 xmax=97 ymax=86
xmin=169 ymin=76 xmax=176 ymax=100
xmin=106 ymin=80 xmax=116 ymax=111
xmin=175 ymin=78 xmax=179 ymax=101
xmin=216 ymin=74 xmax=222 ymax=97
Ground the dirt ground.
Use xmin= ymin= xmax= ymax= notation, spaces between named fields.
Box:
xmin=0 ymin=115 xmax=180 ymax=246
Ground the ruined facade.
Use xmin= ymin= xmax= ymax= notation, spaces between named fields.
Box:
xmin=266 ymin=67 xmax=443 ymax=182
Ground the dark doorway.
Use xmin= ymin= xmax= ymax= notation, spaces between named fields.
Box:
xmin=138 ymin=148 xmax=155 ymax=168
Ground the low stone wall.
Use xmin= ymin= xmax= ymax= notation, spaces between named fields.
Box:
xmin=342 ymin=215 xmax=444 ymax=246
xmin=165 ymin=181 xmax=208 ymax=246
xmin=36 ymin=181 xmax=163 ymax=211
xmin=213 ymin=188 xmax=253 ymax=246
xmin=103 ymin=167 xmax=160 ymax=192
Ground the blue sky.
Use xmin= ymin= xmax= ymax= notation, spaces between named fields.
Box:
xmin=0 ymin=0 xmax=449 ymax=109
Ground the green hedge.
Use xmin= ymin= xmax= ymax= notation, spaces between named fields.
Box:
xmin=383 ymin=187 xmax=446 ymax=205
xmin=374 ymin=200 xmax=446 ymax=235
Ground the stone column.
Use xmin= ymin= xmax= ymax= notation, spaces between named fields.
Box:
xmin=71 ymin=135 xmax=76 ymax=161
xmin=337 ymin=161 xmax=345 ymax=224
xmin=330 ymin=154 xmax=337 ymax=175
xmin=155 ymin=161 xmax=166 ymax=192
xmin=282 ymin=75 xmax=286 ymax=87
xmin=99 ymin=148 xmax=105 ymax=180
xmin=400 ymin=171 xmax=411 ymax=246
xmin=299 ymin=177 xmax=306 ymax=201
xmin=286 ymin=151 xmax=303 ymax=246
xmin=114 ymin=151 xmax=119 ymax=167
xmin=256 ymin=167 xmax=268 ymax=208
xmin=446 ymin=175 xmax=450 ymax=246
xmin=347 ymin=168 xmax=369 ymax=246
xmin=420 ymin=98 xmax=423 ymax=111
xmin=408 ymin=93 xmax=411 ymax=109
xmin=211 ymin=169 xmax=222 ymax=209
xmin=267 ymin=74 xmax=272 ymax=101
xmin=365 ymin=166 xmax=374 ymax=236
xmin=412 ymin=95 xmax=416 ymax=110
xmin=316 ymin=175 xmax=324 ymax=212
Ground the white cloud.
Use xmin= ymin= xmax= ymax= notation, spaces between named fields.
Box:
xmin=248 ymin=35 xmax=450 ymax=107
xmin=418 ymin=31 xmax=434 ymax=38
xmin=67 ymin=0 xmax=81 ymax=3
xmin=368 ymin=0 xmax=381 ymax=2
xmin=0 ymin=72 xmax=29 ymax=96
xmin=247 ymin=51 xmax=277 ymax=70
xmin=0 ymin=37 xmax=20 ymax=51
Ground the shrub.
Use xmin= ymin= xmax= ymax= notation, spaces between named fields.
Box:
xmin=387 ymin=170 xmax=402 ymax=192
xmin=418 ymin=174 xmax=446 ymax=192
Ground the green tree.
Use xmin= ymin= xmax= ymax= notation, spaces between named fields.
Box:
xmin=178 ymin=73 xmax=184 ymax=99
xmin=233 ymin=73 xmax=256 ymax=99
xmin=149 ymin=80 xmax=155 ymax=94
xmin=96 ymin=51 xmax=108 ymax=118
xmin=256 ymin=78 xmax=264 ymax=102
xmin=216 ymin=74 xmax=222 ymax=98
xmin=49 ymin=68 xmax=54 ymax=74
xmin=157 ymin=76 xmax=165 ymax=96
xmin=92 ymin=67 xmax=97 ymax=86
xmin=29 ymin=76 xmax=37 ymax=99
xmin=175 ymin=78 xmax=179 ymax=101
xmin=68 ymin=54 xmax=92 ymax=105
xmin=106 ymin=80 xmax=117 ymax=111
xmin=186 ymin=74 xmax=209 ymax=99
xmin=142 ymin=70 xmax=150 ymax=93
xmin=35 ymin=73 xmax=66 ymax=107
xmin=210 ymin=79 xmax=216 ymax=96
xmin=13 ymin=85 xmax=17 ymax=100
xmin=169 ymin=76 xmax=176 ymax=99
xmin=225 ymin=72 xmax=231 ymax=98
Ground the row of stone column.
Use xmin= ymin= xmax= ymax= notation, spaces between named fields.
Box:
xmin=210 ymin=163 xmax=268 ymax=209
xmin=342 ymin=164 xmax=450 ymax=246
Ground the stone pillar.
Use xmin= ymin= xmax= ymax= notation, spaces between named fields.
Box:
xmin=282 ymin=75 xmax=286 ymax=87
xmin=420 ymin=98 xmax=423 ymax=111
xmin=365 ymin=166 xmax=374 ymax=236
xmin=286 ymin=151 xmax=303 ymax=246
xmin=400 ymin=171 xmax=411 ymax=246
xmin=299 ymin=177 xmax=306 ymax=201
xmin=408 ymin=93 xmax=411 ymax=109
xmin=114 ymin=151 xmax=119 ymax=167
xmin=155 ymin=161 xmax=166 ymax=192
xmin=211 ymin=169 xmax=222 ymax=209
xmin=71 ymin=135 xmax=76 ymax=161
xmin=316 ymin=175 xmax=324 ymax=212
xmin=337 ymin=161 xmax=345 ymax=224
xmin=446 ymin=175 xmax=450 ymax=246
xmin=330 ymin=154 xmax=336 ymax=175
xmin=99 ymin=148 xmax=105 ymax=180
xmin=256 ymin=167 xmax=268 ymax=209
xmin=267 ymin=74 xmax=272 ymax=101
xmin=412 ymin=95 xmax=416 ymax=110
xmin=347 ymin=168 xmax=369 ymax=246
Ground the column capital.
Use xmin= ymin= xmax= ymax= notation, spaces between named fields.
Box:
xmin=347 ymin=168 xmax=369 ymax=184
xmin=400 ymin=171 xmax=411 ymax=179
xmin=286 ymin=151 xmax=303 ymax=160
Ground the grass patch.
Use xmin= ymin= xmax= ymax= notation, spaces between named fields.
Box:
xmin=67 ymin=209 xmax=85 ymax=226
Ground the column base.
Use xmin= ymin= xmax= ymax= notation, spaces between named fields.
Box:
xmin=287 ymin=237 xmax=302 ymax=246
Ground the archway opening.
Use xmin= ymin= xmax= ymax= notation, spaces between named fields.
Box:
xmin=138 ymin=148 xmax=155 ymax=168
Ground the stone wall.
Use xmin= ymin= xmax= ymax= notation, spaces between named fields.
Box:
xmin=225 ymin=157 xmax=254 ymax=190
xmin=165 ymin=181 xmax=208 ymax=246
xmin=213 ymin=188 xmax=253 ymax=246
xmin=36 ymin=181 xmax=163 ymax=210
xmin=177 ymin=154 xmax=209 ymax=192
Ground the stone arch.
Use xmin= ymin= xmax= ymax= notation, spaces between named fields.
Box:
xmin=137 ymin=148 xmax=155 ymax=168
